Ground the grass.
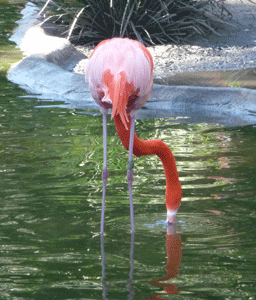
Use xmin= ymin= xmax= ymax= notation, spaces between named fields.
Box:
xmin=39 ymin=0 xmax=233 ymax=46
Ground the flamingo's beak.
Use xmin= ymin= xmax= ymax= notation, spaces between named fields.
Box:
xmin=166 ymin=210 xmax=178 ymax=224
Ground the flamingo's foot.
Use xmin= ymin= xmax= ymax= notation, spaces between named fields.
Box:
xmin=166 ymin=210 xmax=178 ymax=224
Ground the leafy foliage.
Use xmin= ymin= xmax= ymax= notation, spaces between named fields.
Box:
xmin=40 ymin=0 xmax=232 ymax=45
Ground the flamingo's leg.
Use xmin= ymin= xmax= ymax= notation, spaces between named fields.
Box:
xmin=127 ymin=116 xmax=136 ymax=233
xmin=101 ymin=108 xmax=108 ymax=234
xmin=100 ymin=233 xmax=109 ymax=297
xmin=126 ymin=232 xmax=135 ymax=297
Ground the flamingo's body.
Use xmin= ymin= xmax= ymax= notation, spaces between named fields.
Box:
xmin=85 ymin=38 xmax=181 ymax=233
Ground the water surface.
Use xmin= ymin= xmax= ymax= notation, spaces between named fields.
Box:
xmin=1 ymin=69 xmax=256 ymax=299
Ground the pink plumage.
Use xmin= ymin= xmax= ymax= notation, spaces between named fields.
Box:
xmin=85 ymin=38 xmax=153 ymax=129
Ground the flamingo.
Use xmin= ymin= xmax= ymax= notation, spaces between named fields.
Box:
xmin=85 ymin=38 xmax=182 ymax=233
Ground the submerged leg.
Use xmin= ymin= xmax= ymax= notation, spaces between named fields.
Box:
xmin=101 ymin=108 xmax=108 ymax=234
xmin=127 ymin=116 xmax=136 ymax=233
xmin=100 ymin=233 xmax=109 ymax=297
xmin=127 ymin=232 xmax=135 ymax=297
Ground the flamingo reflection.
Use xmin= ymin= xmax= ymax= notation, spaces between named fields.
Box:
xmin=100 ymin=224 xmax=182 ymax=299
xmin=145 ymin=224 xmax=182 ymax=299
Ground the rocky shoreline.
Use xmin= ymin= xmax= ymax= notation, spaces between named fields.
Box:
xmin=73 ymin=0 xmax=256 ymax=82
xmin=74 ymin=43 xmax=256 ymax=81
xmin=7 ymin=1 xmax=256 ymax=126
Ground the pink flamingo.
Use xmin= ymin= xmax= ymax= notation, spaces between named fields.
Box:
xmin=85 ymin=38 xmax=182 ymax=233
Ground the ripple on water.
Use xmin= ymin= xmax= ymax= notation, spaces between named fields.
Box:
xmin=1 ymin=65 xmax=256 ymax=299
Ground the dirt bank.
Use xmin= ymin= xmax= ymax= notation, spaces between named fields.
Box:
xmin=73 ymin=0 xmax=256 ymax=82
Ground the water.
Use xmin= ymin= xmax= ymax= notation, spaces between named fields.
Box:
xmin=1 ymin=2 xmax=256 ymax=299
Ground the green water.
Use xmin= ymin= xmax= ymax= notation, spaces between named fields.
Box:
xmin=1 ymin=2 xmax=256 ymax=299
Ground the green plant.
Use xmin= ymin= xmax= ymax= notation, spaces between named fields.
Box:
xmin=40 ymin=0 xmax=232 ymax=45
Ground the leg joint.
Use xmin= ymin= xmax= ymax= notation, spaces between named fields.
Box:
xmin=127 ymin=160 xmax=134 ymax=170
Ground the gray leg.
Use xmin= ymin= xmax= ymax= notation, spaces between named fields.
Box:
xmin=101 ymin=109 xmax=108 ymax=234
xmin=127 ymin=116 xmax=136 ymax=233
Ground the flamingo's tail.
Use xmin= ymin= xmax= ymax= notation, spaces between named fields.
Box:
xmin=103 ymin=70 xmax=134 ymax=131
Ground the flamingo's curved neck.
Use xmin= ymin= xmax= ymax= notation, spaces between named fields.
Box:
xmin=114 ymin=115 xmax=182 ymax=211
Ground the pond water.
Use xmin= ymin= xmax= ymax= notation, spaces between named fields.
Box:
xmin=1 ymin=2 xmax=256 ymax=299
